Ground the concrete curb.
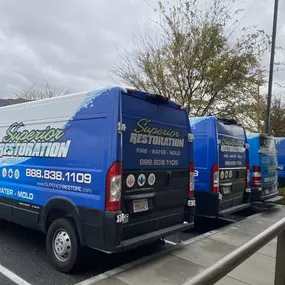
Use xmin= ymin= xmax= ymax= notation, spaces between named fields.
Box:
xmin=74 ymin=216 xmax=250 ymax=285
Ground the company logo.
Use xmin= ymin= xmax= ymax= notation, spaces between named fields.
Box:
xmin=0 ymin=122 xmax=71 ymax=159
xmin=126 ymin=174 xmax=135 ymax=188
xmin=2 ymin=168 xmax=7 ymax=178
xmin=129 ymin=118 xmax=184 ymax=148
xmin=221 ymin=138 xmax=244 ymax=147
xmin=221 ymin=137 xmax=245 ymax=153
xmin=137 ymin=173 xmax=146 ymax=187
xmin=8 ymin=168 xmax=13 ymax=179
xmin=14 ymin=169 xmax=20 ymax=179
xmin=148 ymin=173 xmax=156 ymax=186
xmin=229 ymin=170 xmax=233 ymax=178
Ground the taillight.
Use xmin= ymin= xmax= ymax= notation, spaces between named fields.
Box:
xmin=246 ymin=163 xmax=250 ymax=188
xmin=147 ymin=93 xmax=169 ymax=103
xmin=105 ymin=162 xmax=122 ymax=211
xmin=211 ymin=163 xmax=219 ymax=193
xmin=126 ymin=89 xmax=134 ymax=94
xmin=252 ymin=165 xmax=261 ymax=187
xmin=188 ymin=163 xmax=195 ymax=198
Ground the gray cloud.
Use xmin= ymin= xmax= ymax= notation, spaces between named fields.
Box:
xmin=0 ymin=0 xmax=284 ymax=98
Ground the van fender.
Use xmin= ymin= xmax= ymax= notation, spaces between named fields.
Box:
xmin=40 ymin=197 xmax=85 ymax=245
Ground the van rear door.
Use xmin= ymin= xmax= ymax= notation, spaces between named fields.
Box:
xmin=217 ymin=119 xmax=248 ymax=210
xmin=121 ymin=90 xmax=192 ymax=241
xmin=259 ymin=134 xmax=278 ymax=195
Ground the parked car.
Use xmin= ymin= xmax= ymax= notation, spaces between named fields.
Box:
xmin=189 ymin=117 xmax=251 ymax=218
xmin=247 ymin=133 xmax=282 ymax=204
xmin=0 ymin=87 xmax=195 ymax=272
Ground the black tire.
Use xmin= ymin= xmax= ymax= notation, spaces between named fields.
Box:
xmin=46 ymin=218 xmax=81 ymax=273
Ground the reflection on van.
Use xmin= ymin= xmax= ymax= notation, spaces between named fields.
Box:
xmin=247 ymin=133 xmax=282 ymax=204
xmin=190 ymin=116 xmax=251 ymax=218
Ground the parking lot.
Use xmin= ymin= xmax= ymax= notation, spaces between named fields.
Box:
xmin=0 ymin=209 xmax=257 ymax=285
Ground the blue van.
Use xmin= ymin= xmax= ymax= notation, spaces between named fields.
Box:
xmin=0 ymin=87 xmax=195 ymax=272
xmin=190 ymin=117 xmax=251 ymax=217
xmin=275 ymin=137 xmax=285 ymax=187
xmin=247 ymin=133 xmax=282 ymax=203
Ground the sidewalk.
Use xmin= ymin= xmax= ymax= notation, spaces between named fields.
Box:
xmin=91 ymin=206 xmax=285 ymax=285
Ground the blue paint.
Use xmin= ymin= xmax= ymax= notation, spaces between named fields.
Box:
xmin=276 ymin=137 xmax=285 ymax=180
xmin=247 ymin=133 xmax=278 ymax=189
xmin=0 ymin=87 xmax=193 ymax=212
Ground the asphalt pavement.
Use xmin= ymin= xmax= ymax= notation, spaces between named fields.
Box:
xmin=0 ymin=208 xmax=256 ymax=285
xmin=0 ymin=274 xmax=16 ymax=285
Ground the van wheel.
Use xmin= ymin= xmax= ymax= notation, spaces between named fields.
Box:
xmin=46 ymin=218 xmax=81 ymax=273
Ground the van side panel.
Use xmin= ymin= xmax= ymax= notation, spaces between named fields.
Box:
xmin=190 ymin=117 xmax=219 ymax=216
xmin=276 ymin=137 xmax=285 ymax=186
xmin=248 ymin=135 xmax=260 ymax=168
xmin=190 ymin=117 xmax=217 ymax=192
xmin=0 ymin=88 xmax=120 ymax=228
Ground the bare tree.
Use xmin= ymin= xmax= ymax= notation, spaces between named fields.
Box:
xmin=14 ymin=82 xmax=67 ymax=101
xmin=114 ymin=0 xmax=269 ymax=116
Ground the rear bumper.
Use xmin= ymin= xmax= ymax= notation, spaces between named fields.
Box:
xmin=219 ymin=203 xmax=250 ymax=215
xmin=115 ymin=221 xmax=194 ymax=252
xmin=195 ymin=191 xmax=250 ymax=218
xmin=77 ymin=206 xmax=195 ymax=254
xmin=251 ymin=187 xmax=282 ymax=204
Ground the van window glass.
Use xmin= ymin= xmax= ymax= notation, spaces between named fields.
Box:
xmin=217 ymin=121 xmax=244 ymax=138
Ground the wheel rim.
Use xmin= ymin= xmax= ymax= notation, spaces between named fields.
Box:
xmin=52 ymin=229 xmax=72 ymax=262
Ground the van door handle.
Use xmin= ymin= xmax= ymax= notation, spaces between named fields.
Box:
xmin=124 ymin=193 xmax=156 ymax=200
xmin=166 ymin=171 xmax=172 ymax=185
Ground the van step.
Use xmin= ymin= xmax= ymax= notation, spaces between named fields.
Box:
xmin=219 ymin=203 xmax=251 ymax=216
xmin=265 ymin=195 xmax=283 ymax=203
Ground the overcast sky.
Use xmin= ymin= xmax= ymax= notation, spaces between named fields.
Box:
xmin=0 ymin=0 xmax=284 ymax=98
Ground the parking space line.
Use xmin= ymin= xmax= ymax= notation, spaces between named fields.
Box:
xmin=0 ymin=264 xmax=31 ymax=285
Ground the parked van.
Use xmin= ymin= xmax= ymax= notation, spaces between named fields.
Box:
xmin=0 ymin=87 xmax=195 ymax=272
xmin=190 ymin=117 xmax=251 ymax=217
xmin=275 ymin=137 xmax=285 ymax=187
xmin=247 ymin=133 xmax=282 ymax=203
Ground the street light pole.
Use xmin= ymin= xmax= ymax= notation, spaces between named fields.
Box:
xmin=265 ymin=0 xmax=279 ymax=134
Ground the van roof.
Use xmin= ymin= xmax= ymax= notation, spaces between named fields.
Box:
xmin=0 ymin=86 xmax=183 ymax=111
xmin=190 ymin=116 xmax=240 ymax=126
xmin=0 ymin=86 xmax=123 ymax=111
xmin=247 ymin=133 xmax=274 ymax=139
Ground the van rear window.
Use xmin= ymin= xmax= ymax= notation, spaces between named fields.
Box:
xmin=217 ymin=120 xmax=245 ymax=138
xmin=260 ymin=137 xmax=276 ymax=155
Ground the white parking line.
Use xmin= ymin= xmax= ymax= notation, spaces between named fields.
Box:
xmin=0 ymin=264 xmax=31 ymax=285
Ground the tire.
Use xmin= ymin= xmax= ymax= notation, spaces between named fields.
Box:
xmin=46 ymin=218 xmax=81 ymax=273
